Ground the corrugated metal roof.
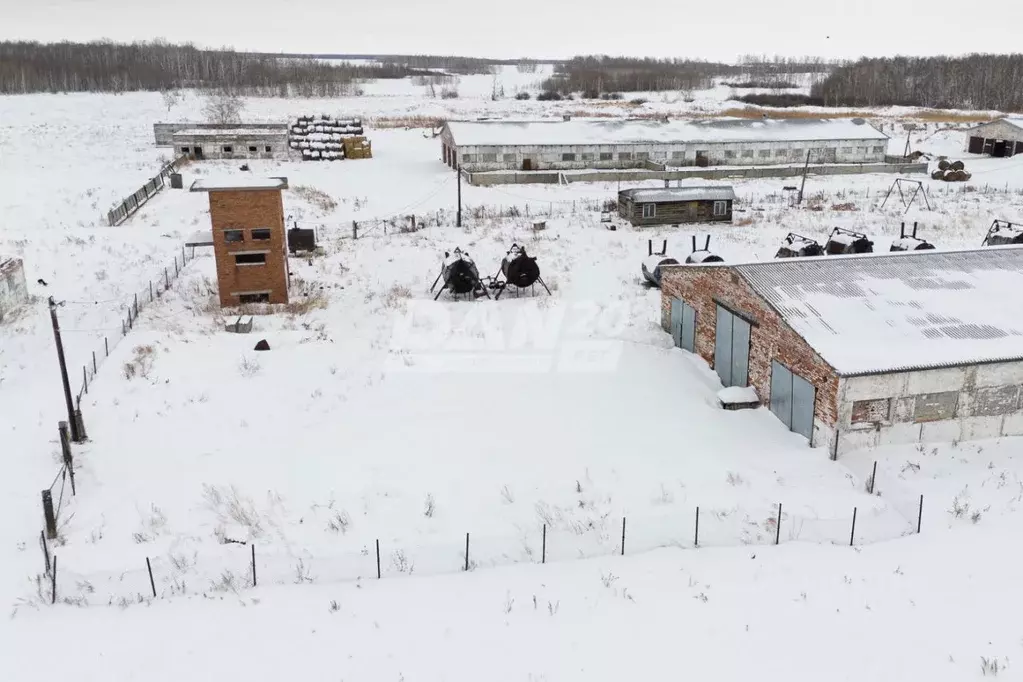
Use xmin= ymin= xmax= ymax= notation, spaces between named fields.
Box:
xmin=446 ymin=117 xmax=889 ymax=147
xmin=620 ymin=186 xmax=735 ymax=202
xmin=730 ymin=247 xmax=1023 ymax=376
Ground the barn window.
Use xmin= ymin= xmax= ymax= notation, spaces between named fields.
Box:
xmin=642 ymin=204 xmax=656 ymax=218
xmin=265 ymin=146 xmax=272 ymax=153
xmin=636 ymin=152 xmax=649 ymax=160
xmin=562 ymin=153 xmax=576 ymax=161
xmin=462 ymin=153 xmax=474 ymax=163
xmin=713 ymin=201 xmax=728 ymax=216
xmin=581 ymin=153 xmax=594 ymax=161
xmin=791 ymin=148 xmax=803 ymax=157
xmin=223 ymin=146 xmax=233 ymax=153
xmin=618 ymin=152 xmax=632 ymax=161
xmin=851 ymin=398 xmax=891 ymax=424
xmin=234 ymin=253 xmax=267 ymax=265
xmin=251 ymin=228 xmax=272 ymax=241
xmin=741 ymin=150 xmax=754 ymax=158
xmin=503 ymin=153 xmax=516 ymax=162
xmin=224 ymin=229 xmax=244 ymax=243
xmin=913 ymin=391 xmax=959 ymax=423
xmin=180 ymin=146 xmax=191 ymax=153
xmin=724 ymin=150 xmax=736 ymax=159
xmin=841 ymin=147 xmax=853 ymax=154
xmin=856 ymin=146 xmax=867 ymax=154
xmin=872 ymin=145 xmax=885 ymax=154
xmin=248 ymin=146 xmax=257 ymax=153
xmin=671 ymin=151 xmax=685 ymax=159
xmin=238 ymin=292 xmax=271 ymax=304
xmin=775 ymin=149 xmax=787 ymax=157
xmin=758 ymin=149 xmax=771 ymax=158
xmin=653 ymin=151 xmax=666 ymax=159
xmin=481 ymin=153 xmax=498 ymax=162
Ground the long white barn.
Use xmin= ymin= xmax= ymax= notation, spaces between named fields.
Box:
xmin=441 ymin=118 xmax=890 ymax=172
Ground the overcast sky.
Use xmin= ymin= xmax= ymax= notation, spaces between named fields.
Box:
xmin=2 ymin=0 xmax=1017 ymax=61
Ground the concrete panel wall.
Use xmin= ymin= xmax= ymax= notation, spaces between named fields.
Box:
xmin=834 ymin=361 xmax=1023 ymax=455
xmin=0 ymin=258 xmax=29 ymax=321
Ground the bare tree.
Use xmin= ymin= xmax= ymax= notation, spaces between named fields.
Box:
xmin=161 ymin=90 xmax=183 ymax=112
xmin=201 ymin=92 xmax=245 ymax=123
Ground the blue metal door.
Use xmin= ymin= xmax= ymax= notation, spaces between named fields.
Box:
xmin=791 ymin=372 xmax=816 ymax=440
xmin=670 ymin=298 xmax=683 ymax=348
xmin=680 ymin=302 xmax=696 ymax=353
xmin=715 ymin=305 xmax=733 ymax=385
xmin=770 ymin=360 xmax=816 ymax=442
xmin=770 ymin=361 xmax=793 ymax=428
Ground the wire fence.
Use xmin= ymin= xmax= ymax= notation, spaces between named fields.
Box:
xmin=106 ymin=155 xmax=186 ymax=227
xmin=36 ymin=463 xmax=925 ymax=608
xmin=74 ymin=245 xmax=196 ymax=406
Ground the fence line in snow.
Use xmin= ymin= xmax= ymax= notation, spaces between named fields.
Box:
xmin=37 ymin=480 xmax=926 ymax=608
xmin=106 ymin=155 xmax=186 ymax=227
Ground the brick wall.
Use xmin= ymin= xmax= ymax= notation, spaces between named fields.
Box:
xmin=660 ymin=264 xmax=841 ymax=431
xmin=208 ymin=189 xmax=289 ymax=306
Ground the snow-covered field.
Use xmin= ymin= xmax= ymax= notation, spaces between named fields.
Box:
xmin=3 ymin=66 xmax=1023 ymax=680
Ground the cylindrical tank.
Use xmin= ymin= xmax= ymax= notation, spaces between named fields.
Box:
xmin=686 ymin=251 xmax=724 ymax=264
xmin=442 ymin=249 xmax=479 ymax=294
xmin=501 ymin=245 xmax=541 ymax=288
xmin=642 ymin=255 xmax=680 ymax=287
xmin=890 ymin=236 xmax=935 ymax=252
xmin=775 ymin=233 xmax=824 ymax=258
xmin=825 ymin=229 xmax=874 ymax=255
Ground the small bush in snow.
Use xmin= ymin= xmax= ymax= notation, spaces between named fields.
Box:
xmin=440 ymin=87 xmax=459 ymax=99
xmin=499 ymin=485 xmax=515 ymax=504
xmin=328 ymin=600 xmax=341 ymax=613
xmin=327 ymin=509 xmax=350 ymax=534
xmin=238 ymin=355 xmax=261 ymax=378
xmin=391 ymin=549 xmax=414 ymax=574
xmin=514 ymin=91 xmax=531 ymax=100
xmin=423 ymin=493 xmax=436 ymax=518
xmin=600 ymin=571 xmax=618 ymax=588
xmin=726 ymin=471 xmax=744 ymax=486
xmin=981 ymin=656 xmax=1005 ymax=676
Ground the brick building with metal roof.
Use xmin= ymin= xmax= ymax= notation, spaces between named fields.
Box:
xmin=660 ymin=247 xmax=1023 ymax=457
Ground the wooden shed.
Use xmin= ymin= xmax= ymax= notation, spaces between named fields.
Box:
xmin=618 ymin=186 xmax=735 ymax=227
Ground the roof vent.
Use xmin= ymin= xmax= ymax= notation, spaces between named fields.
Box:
xmin=851 ymin=117 xmax=866 ymax=125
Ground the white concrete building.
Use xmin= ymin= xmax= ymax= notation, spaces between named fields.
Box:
xmin=964 ymin=116 xmax=1023 ymax=157
xmin=0 ymin=257 xmax=28 ymax=321
xmin=441 ymin=117 xmax=890 ymax=172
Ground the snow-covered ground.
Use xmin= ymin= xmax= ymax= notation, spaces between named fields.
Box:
xmin=3 ymin=70 xmax=1023 ymax=680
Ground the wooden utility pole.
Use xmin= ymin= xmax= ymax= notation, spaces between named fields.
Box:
xmin=48 ymin=298 xmax=82 ymax=442
xmin=456 ymin=165 xmax=463 ymax=228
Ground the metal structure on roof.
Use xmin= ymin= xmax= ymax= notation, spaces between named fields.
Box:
xmin=619 ymin=186 xmax=736 ymax=203
xmin=189 ymin=177 xmax=289 ymax=192
xmin=445 ymin=117 xmax=889 ymax=147
xmin=729 ymin=247 xmax=1023 ymax=376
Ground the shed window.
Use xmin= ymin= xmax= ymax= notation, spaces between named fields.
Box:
xmin=856 ymin=147 xmax=867 ymax=154
xmin=238 ymin=292 xmax=271 ymax=304
xmin=758 ymin=149 xmax=771 ymax=158
xmin=180 ymin=146 xmax=190 ymax=153
xmin=503 ymin=153 xmax=516 ymax=162
xmin=265 ymin=146 xmax=272 ymax=153
xmin=671 ymin=151 xmax=685 ymax=159
xmin=234 ymin=253 xmax=267 ymax=265
xmin=654 ymin=151 xmax=667 ymax=159
xmin=224 ymin=229 xmax=244 ymax=243
xmin=775 ymin=149 xmax=787 ymax=157
xmin=562 ymin=153 xmax=576 ymax=161
xmin=741 ymin=150 xmax=754 ymax=158
xmin=223 ymin=146 xmax=233 ymax=153
xmin=619 ymin=152 xmax=633 ymax=161
xmin=724 ymin=150 xmax=736 ymax=159
xmin=248 ymin=146 xmax=257 ymax=153
xmin=841 ymin=147 xmax=853 ymax=154
xmin=635 ymin=152 xmax=649 ymax=160
xmin=462 ymin=153 xmax=474 ymax=163
xmin=581 ymin=153 xmax=594 ymax=161
xmin=914 ymin=391 xmax=958 ymax=422
xmin=251 ymin=228 xmax=272 ymax=241
xmin=713 ymin=201 xmax=728 ymax=216
xmin=791 ymin=148 xmax=804 ymax=157
xmin=481 ymin=153 xmax=498 ymax=162
xmin=852 ymin=398 xmax=891 ymax=424
xmin=872 ymin=146 xmax=885 ymax=154
xmin=599 ymin=152 xmax=613 ymax=161
xmin=642 ymin=204 xmax=656 ymax=219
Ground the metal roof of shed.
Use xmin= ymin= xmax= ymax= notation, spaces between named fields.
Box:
xmin=723 ymin=247 xmax=1023 ymax=376
xmin=620 ymin=186 xmax=735 ymax=202
xmin=173 ymin=128 xmax=287 ymax=137
xmin=190 ymin=177 xmax=288 ymax=192
xmin=446 ymin=117 xmax=889 ymax=147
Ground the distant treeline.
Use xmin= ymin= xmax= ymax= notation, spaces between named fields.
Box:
xmin=0 ymin=40 xmax=413 ymax=96
xmin=263 ymin=53 xmax=551 ymax=75
xmin=812 ymin=54 xmax=1023 ymax=111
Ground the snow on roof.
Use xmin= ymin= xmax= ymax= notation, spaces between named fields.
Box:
xmin=731 ymin=247 xmax=1023 ymax=376
xmin=621 ymin=186 xmax=735 ymax=203
xmin=446 ymin=118 xmax=888 ymax=147
xmin=173 ymin=128 xmax=287 ymax=137
xmin=190 ymin=177 xmax=288 ymax=192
